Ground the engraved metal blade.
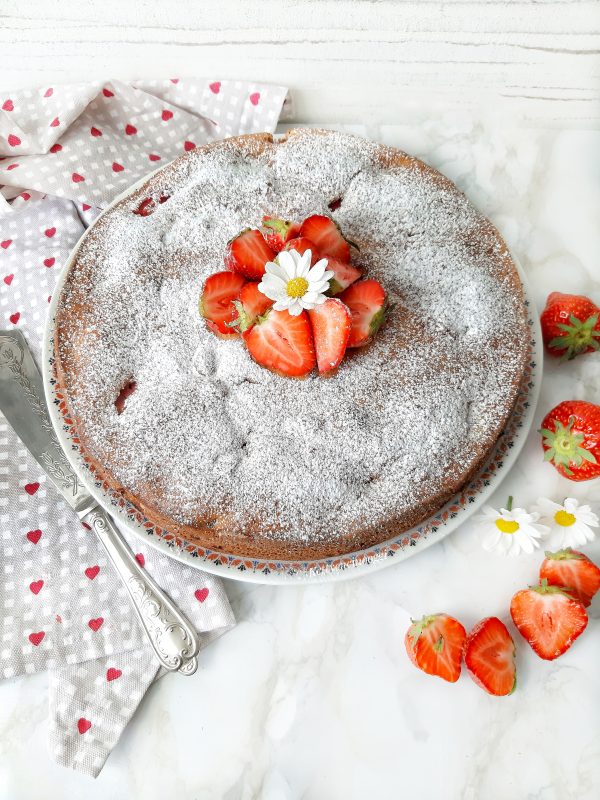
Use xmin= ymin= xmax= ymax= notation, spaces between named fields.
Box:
xmin=0 ymin=329 xmax=95 ymax=515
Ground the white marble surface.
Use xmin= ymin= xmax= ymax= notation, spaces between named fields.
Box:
xmin=1 ymin=119 xmax=600 ymax=799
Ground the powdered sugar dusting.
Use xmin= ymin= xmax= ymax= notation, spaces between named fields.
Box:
xmin=56 ymin=130 xmax=528 ymax=553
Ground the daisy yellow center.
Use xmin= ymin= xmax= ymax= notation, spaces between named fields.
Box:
xmin=495 ymin=519 xmax=519 ymax=534
xmin=286 ymin=277 xmax=309 ymax=298
xmin=554 ymin=510 xmax=576 ymax=527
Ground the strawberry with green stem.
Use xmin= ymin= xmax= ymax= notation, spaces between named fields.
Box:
xmin=261 ymin=216 xmax=300 ymax=252
xmin=227 ymin=282 xmax=273 ymax=333
xmin=339 ymin=279 xmax=387 ymax=348
xmin=540 ymin=549 xmax=600 ymax=607
xmin=540 ymin=400 xmax=600 ymax=480
xmin=510 ymin=579 xmax=588 ymax=660
xmin=540 ymin=292 xmax=600 ymax=361
xmin=404 ymin=613 xmax=466 ymax=683
xmin=243 ymin=308 xmax=316 ymax=378
xmin=199 ymin=271 xmax=246 ymax=336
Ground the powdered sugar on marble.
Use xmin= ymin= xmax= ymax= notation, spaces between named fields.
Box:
xmin=57 ymin=130 xmax=527 ymax=545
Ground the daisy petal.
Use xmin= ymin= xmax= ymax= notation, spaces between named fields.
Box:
xmin=298 ymin=252 xmax=312 ymax=278
xmin=265 ymin=261 xmax=288 ymax=281
xmin=276 ymin=250 xmax=295 ymax=277
xmin=309 ymin=258 xmax=330 ymax=282
xmin=302 ymin=291 xmax=320 ymax=304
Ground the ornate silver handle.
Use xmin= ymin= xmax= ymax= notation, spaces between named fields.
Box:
xmin=82 ymin=506 xmax=200 ymax=675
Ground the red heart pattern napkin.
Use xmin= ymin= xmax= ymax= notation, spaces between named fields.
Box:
xmin=0 ymin=76 xmax=287 ymax=777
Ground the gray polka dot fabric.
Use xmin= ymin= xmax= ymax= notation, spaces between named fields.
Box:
xmin=0 ymin=77 xmax=287 ymax=777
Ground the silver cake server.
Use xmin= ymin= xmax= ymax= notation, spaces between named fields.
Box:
xmin=0 ymin=329 xmax=199 ymax=675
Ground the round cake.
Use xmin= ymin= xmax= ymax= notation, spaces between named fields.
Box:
xmin=54 ymin=129 xmax=529 ymax=560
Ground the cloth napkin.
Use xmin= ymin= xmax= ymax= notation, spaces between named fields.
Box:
xmin=0 ymin=77 xmax=288 ymax=777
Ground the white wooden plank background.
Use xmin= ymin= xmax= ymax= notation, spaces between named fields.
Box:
xmin=0 ymin=0 xmax=598 ymax=125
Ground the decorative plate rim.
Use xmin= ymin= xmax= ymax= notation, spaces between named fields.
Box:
xmin=42 ymin=168 xmax=542 ymax=585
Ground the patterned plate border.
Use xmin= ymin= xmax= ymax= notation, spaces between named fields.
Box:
xmin=42 ymin=180 xmax=541 ymax=585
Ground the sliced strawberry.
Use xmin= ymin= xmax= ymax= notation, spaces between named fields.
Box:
xmin=308 ymin=298 xmax=351 ymax=374
xmin=243 ymin=308 xmax=316 ymax=377
xmin=510 ymin=580 xmax=588 ymax=660
xmin=540 ymin=548 xmax=600 ymax=607
xmin=464 ymin=617 xmax=516 ymax=696
xmin=132 ymin=194 xmax=170 ymax=217
xmin=283 ymin=237 xmax=320 ymax=266
xmin=199 ymin=271 xmax=246 ymax=336
xmin=339 ymin=279 xmax=387 ymax=348
xmin=224 ymin=229 xmax=275 ymax=280
xmin=299 ymin=214 xmax=353 ymax=262
xmin=228 ymin=281 xmax=273 ymax=333
xmin=404 ymin=613 xmax=466 ymax=683
xmin=261 ymin=216 xmax=300 ymax=252
xmin=326 ymin=257 xmax=362 ymax=295
xmin=115 ymin=380 xmax=137 ymax=415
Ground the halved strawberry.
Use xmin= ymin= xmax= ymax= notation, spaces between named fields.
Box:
xmin=261 ymin=216 xmax=300 ymax=252
xmin=464 ymin=617 xmax=516 ymax=696
xmin=404 ymin=613 xmax=466 ymax=683
xmin=228 ymin=281 xmax=273 ymax=333
xmin=199 ymin=271 xmax=246 ymax=336
xmin=326 ymin=257 xmax=362 ymax=295
xmin=540 ymin=548 xmax=600 ymax=607
xmin=308 ymin=298 xmax=351 ymax=374
xmin=299 ymin=214 xmax=354 ymax=262
xmin=283 ymin=237 xmax=320 ymax=266
xmin=510 ymin=580 xmax=588 ymax=660
xmin=339 ymin=279 xmax=387 ymax=348
xmin=540 ymin=400 xmax=600 ymax=481
xmin=224 ymin=229 xmax=275 ymax=280
xmin=243 ymin=308 xmax=316 ymax=377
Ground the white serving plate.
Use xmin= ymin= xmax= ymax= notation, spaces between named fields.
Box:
xmin=43 ymin=164 xmax=542 ymax=585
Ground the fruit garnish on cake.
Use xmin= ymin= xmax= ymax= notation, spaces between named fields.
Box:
xmin=199 ymin=214 xmax=388 ymax=377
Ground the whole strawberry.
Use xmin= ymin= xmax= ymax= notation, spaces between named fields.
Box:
xmin=540 ymin=400 xmax=600 ymax=481
xmin=540 ymin=292 xmax=600 ymax=361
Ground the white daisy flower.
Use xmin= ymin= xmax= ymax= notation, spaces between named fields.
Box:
xmin=258 ymin=248 xmax=334 ymax=316
xmin=475 ymin=496 xmax=550 ymax=556
xmin=532 ymin=497 xmax=598 ymax=549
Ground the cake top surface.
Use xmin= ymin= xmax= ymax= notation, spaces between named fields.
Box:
xmin=56 ymin=129 xmax=528 ymax=548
